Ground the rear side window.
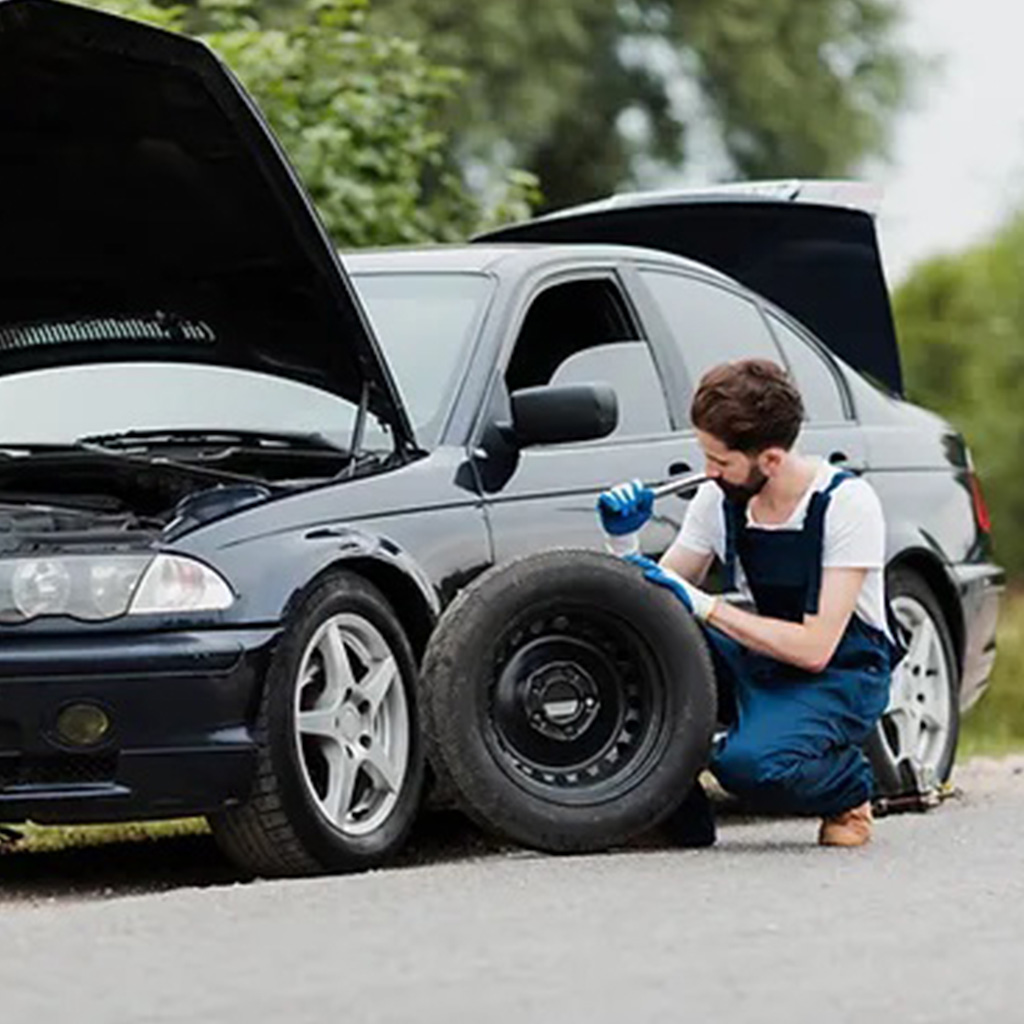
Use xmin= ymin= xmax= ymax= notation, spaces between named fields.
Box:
xmin=639 ymin=271 xmax=783 ymax=391
xmin=767 ymin=312 xmax=848 ymax=422
xmin=506 ymin=278 xmax=671 ymax=438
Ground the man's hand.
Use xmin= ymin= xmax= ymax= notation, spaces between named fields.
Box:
xmin=625 ymin=554 xmax=717 ymax=623
xmin=597 ymin=480 xmax=654 ymax=535
xmin=597 ymin=480 xmax=655 ymax=556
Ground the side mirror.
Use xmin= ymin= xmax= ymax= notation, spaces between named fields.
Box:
xmin=508 ymin=383 xmax=618 ymax=446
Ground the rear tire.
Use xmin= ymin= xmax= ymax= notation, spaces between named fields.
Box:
xmin=209 ymin=572 xmax=424 ymax=876
xmin=420 ymin=550 xmax=717 ymax=852
xmin=867 ymin=566 xmax=960 ymax=797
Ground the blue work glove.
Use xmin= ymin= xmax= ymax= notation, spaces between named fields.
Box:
xmin=596 ymin=479 xmax=654 ymax=536
xmin=625 ymin=553 xmax=718 ymax=622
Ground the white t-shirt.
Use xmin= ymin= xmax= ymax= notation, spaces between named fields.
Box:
xmin=668 ymin=460 xmax=890 ymax=636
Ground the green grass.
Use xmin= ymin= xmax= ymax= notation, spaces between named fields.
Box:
xmin=960 ymin=588 xmax=1024 ymax=757
xmin=3 ymin=818 xmax=209 ymax=854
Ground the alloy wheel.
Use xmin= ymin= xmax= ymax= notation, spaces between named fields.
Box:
xmin=293 ymin=612 xmax=410 ymax=835
xmin=876 ymin=594 xmax=954 ymax=789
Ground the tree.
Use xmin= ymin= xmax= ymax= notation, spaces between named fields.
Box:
xmin=85 ymin=0 xmax=538 ymax=245
xmin=893 ymin=212 xmax=1024 ymax=578
xmin=367 ymin=0 xmax=919 ymax=210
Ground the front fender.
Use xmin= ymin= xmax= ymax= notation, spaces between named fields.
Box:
xmin=183 ymin=524 xmax=441 ymax=635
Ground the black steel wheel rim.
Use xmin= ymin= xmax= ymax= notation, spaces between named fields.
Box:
xmin=484 ymin=604 xmax=669 ymax=805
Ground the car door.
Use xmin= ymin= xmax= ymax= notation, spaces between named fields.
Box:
xmin=473 ymin=267 xmax=703 ymax=562
xmin=633 ymin=266 xmax=868 ymax=473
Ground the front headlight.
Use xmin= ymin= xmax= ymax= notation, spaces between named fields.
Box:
xmin=0 ymin=554 xmax=234 ymax=623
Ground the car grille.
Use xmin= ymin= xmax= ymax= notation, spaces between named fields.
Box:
xmin=0 ymin=754 xmax=118 ymax=788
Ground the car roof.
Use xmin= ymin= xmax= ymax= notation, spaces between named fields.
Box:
xmin=342 ymin=243 xmax=733 ymax=283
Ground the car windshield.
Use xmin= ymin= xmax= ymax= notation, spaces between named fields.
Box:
xmin=0 ymin=272 xmax=492 ymax=450
xmin=351 ymin=271 xmax=493 ymax=443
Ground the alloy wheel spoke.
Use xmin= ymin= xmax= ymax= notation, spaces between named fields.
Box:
xmin=318 ymin=623 xmax=356 ymax=702
xmin=324 ymin=744 xmax=359 ymax=825
xmin=888 ymin=705 xmax=922 ymax=763
xmin=360 ymin=740 xmax=402 ymax=794
xmin=907 ymin=619 xmax=935 ymax=668
xmin=885 ymin=666 xmax=908 ymax=714
xmin=358 ymin=656 xmax=397 ymax=718
xmin=297 ymin=707 xmax=342 ymax=741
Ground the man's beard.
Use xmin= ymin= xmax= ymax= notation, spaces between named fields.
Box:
xmin=715 ymin=464 xmax=769 ymax=504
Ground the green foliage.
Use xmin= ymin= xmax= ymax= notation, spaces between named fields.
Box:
xmin=894 ymin=211 xmax=1024 ymax=577
xmin=83 ymin=0 xmax=539 ymax=245
xmin=367 ymin=0 xmax=919 ymax=209
xmin=82 ymin=0 xmax=917 ymax=226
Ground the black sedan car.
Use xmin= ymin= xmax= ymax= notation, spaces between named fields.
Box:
xmin=0 ymin=0 xmax=1002 ymax=874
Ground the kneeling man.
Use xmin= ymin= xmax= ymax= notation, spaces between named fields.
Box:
xmin=599 ymin=359 xmax=901 ymax=847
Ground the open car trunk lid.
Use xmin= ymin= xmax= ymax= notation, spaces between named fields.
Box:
xmin=0 ymin=0 xmax=414 ymax=447
xmin=479 ymin=181 xmax=903 ymax=396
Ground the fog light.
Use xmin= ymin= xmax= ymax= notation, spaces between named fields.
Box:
xmin=56 ymin=704 xmax=111 ymax=747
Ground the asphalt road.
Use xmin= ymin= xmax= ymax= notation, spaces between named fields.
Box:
xmin=1 ymin=759 xmax=1023 ymax=1024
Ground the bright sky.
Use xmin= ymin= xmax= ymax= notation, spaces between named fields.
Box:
xmin=874 ymin=0 xmax=1024 ymax=283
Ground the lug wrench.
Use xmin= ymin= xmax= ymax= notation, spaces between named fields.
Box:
xmin=650 ymin=472 xmax=710 ymax=501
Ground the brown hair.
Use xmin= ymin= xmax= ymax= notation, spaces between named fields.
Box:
xmin=690 ymin=359 xmax=803 ymax=453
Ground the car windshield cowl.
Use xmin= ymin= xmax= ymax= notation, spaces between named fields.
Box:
xmin=75 ymin=428 xmax=349 ymax=454
xmin=0 ymin=440 xmax=290 ymax=491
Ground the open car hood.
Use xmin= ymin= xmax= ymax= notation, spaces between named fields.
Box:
xmin=0 ymin=0 xmax=414 ymax=446
xmin=480 ymin=181 xmax=903 ymax=396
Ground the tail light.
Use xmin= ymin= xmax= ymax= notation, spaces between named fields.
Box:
xmin=968 ymin=471 xmax=992 ymax=535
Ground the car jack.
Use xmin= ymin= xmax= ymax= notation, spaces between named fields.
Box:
xmin=872 ymin=761 xmax=954 ymax=816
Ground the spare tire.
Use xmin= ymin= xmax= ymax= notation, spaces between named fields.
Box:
xmin=420 ymin=550 xmax=717 ymax=852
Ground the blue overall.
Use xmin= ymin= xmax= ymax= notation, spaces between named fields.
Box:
xmin=706 ymin=472 xmax=900 ymax=817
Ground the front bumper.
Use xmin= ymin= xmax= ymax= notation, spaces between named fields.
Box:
xmin=0 ymin=626 xmax=280 ymax=823
xmin=952 ymin=562 xmax=1005 ymax=711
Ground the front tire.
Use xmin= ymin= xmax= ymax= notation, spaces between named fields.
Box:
xmin=209 ymin=572 xmax=424 ymax=876
xmin=867 ymin=566 xmax=960 ymax=797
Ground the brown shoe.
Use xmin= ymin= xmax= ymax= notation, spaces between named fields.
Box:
xmin=818 ymin=801 xmax=873 ymax=847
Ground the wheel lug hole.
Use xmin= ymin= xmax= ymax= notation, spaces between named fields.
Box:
xmin=358 ymin=700 xmax=371 ymax=716
xmin=358 ymin=735 xmax=371 ymax=749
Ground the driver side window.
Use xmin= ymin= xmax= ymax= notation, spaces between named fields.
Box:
xmin=505 ymin=278 xmax=671 ymax=439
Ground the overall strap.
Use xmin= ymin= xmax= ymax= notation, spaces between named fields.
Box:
xmin=802 ymin=470 xmax=855 ymax=614
xmin=721 ymin=498 xmax=745 ymax=592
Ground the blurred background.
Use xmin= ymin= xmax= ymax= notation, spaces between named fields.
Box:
xmin=90 ymin=0 xmax=1024 ymax=754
